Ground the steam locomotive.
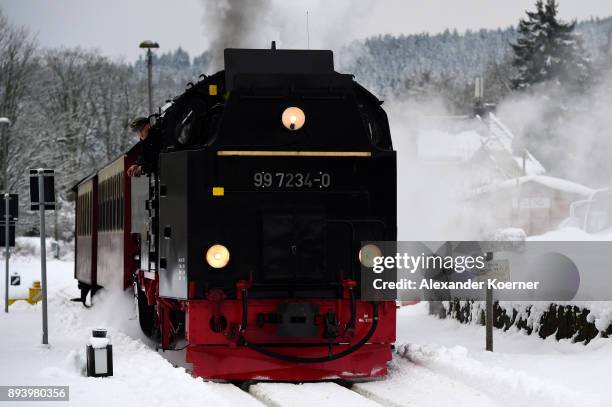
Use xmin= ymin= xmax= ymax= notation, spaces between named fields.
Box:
xmin=73 ymin=47 xmax=397 ymax=381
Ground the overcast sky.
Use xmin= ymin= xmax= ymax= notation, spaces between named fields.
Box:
xmin=2 ymin=0 xmax=612 ymax=62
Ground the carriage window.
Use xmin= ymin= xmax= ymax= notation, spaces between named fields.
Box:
xmin=97 ymin=186 xmax=101 ymax=232
xmin=109 ymin=177 xmax=112 ymax=231
xmin=116 ymin=174 xmax=121 ymax=230
xmin=118 ymin=174 xmax=124 ymax=230
xmin=102 ymin=180 xmax=107 ymax=232
xmin=107 ymin=178 xmax=112 ymax=231
xmin=114 ymin=174 xmax=119 ymax=230
xmin=113 ymin=174 xmax=117 ymax=230
xmin=101 ymin=181 xmax=105 ymax=232
xmin=79 ymin=195 xmax=84 ymax=235
xmin=78 ymin=190 xmax=93 ymax=236
xmin=100 ymin=180 xmax=104 ymax=232
xmin=77 ymin=195 xmax=81 ymax=236
xmin=87 ymin=191 xmax=91 ymax=236
xmin=81 ymin=193 xmax=86 ymax=236
xmin=120 ymin=174 xmax=124 ymax=228
xmin=100 ymin=181 xmax=104 ymax=232
xmin=107 ymin=178 xmax=111 ymax=231
xmin=77 ymin=196 xmax=83 ymax=235
xmin=107 ymin=179 xmax=110 ymax=231
xmin=115 ymin=174 xmax=119 ymax=230
xmin=111 ymin=176 xmax=115 ymax=231
xmin=89 ymin=190 xmax=92 ymax=236
xmin=84 ymin=192 xmax=88 ymax=236
xmin=102 ymin=180 xmax=106 ymax=231
xmin=110 ymin=176 xmax=113 ymax=231
xmin=95 ymin=173 xmax=125 ymax=233
xmin=88 ymin=191 xmax=91 ymax=236
xmin=83 ymin=193 xmax=86 ymax=236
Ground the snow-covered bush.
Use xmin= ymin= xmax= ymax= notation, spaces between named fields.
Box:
xmin=435 ymin=299 xmax=612 ymax=344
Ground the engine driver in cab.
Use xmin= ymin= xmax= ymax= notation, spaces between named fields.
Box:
xmin=127 ymin=116 xmax=161 ymax=177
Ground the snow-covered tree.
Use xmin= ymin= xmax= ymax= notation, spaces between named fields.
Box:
xmin=511 ymin=0 xmax=591 ymax=91
xmin=0 ymin=10 xmax=37 ymax=191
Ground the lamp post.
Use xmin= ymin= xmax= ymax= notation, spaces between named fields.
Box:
xmin=0 ymin=117 xmax=10 ymax=193
xmin=0 ymin=117 xmax=10 ymax=314
xmin=139 ymin=40 xmax=159 ymax=115
xmin=3 ymin=193 xmax=8 ymax=313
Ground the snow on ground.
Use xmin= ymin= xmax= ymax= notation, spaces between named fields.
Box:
xmin=354 ymin=358 xmax=503 ymax=407
xmin=0 ymin=255 xmax=263 ymax=407
xmin=3 ymin=236 xmax=612 ymax=407
xmin=394 ymin=302 xmax=612 ymax=407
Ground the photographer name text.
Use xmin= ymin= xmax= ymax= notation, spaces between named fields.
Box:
xmin=372 ymin=278 xmax=541 ymax=290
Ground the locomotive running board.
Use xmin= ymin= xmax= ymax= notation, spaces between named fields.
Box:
xmin=217 ymin=151 xmax=372 ymax=157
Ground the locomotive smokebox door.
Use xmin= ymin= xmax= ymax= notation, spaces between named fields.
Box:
xmin=158 ymin=151 xmax=189 ymax=299
xmin=262 ymin=209 xmax=327 ymax=283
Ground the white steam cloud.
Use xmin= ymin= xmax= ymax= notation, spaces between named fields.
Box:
xmin=200 ymin=0 xmax=374 ymax=70
xmin=386 ymin=98 xmax=488 ymax=240
xmin=496 ymin=65 xmax=612 ymax=189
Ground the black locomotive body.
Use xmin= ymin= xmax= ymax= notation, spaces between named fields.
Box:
xmin=74 ymin=48 xmax=397 ymax=381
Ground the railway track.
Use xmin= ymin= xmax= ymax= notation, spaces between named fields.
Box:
xmin=247 ymin=381 xmax=384 ymax=407
xmin=228 ymin=349 xmax=501 ymax=407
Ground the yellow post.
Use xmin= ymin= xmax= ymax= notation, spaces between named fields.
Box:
xmin=28 ymin=281 xmax=42 ymax=304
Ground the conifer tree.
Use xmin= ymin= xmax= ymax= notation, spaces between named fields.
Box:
xmin=511 ymin=0 xmax=591 ymax=90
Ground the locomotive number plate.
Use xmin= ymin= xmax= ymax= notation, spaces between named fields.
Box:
xmin=253 ymin=171 xmax=331 ymax=189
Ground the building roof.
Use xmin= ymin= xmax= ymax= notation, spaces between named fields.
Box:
xmin=473 ymin=175 xmax=595 ymax=197
xmin=484 ymin=113 xmax=545 ymax=176
xmin=416 ymin=113 xmax=546 ymax=177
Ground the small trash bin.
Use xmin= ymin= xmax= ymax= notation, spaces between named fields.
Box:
xmin=86 ymin=328 xmax=113 ymax=377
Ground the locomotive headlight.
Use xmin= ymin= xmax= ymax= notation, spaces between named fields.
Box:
xmin=282 ymin=107 xmax=305 ymax=131
xmin=206 ymin=244 xmax=230 ymax=268
xmin=359 ymin=244 xmax=382 ymax=268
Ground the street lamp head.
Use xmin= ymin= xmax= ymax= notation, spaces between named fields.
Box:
xmin=139 ymin=40 xmax=159 ymax=49
xmin=0 ymin=118 xmax=11 ymax=126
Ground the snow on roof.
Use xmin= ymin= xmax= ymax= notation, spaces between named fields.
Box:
xmin=416 ymin=114 xmax=545 ymax=178
xmin=474 ymin=175 xmax=595 ymax=197
xmin=486 ymin=113 xmax=546 ymax=176
xmin=417 ymin=129 xmax=483 ymax=161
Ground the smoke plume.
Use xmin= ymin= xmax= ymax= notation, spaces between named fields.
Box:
xmin=201 ymin=0 xmax=273 ymax=70
xmin=200 ymin=0 xmax=374 ymax=70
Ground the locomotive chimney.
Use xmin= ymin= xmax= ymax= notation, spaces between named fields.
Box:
xmin=271 ymin=41 xmax=276 ymax=50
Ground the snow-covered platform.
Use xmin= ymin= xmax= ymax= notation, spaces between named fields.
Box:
xmin=1 ymin=253 xmax=611 ymax=406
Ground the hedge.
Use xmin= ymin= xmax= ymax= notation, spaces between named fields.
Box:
xmin=429 ymin=300 xmax=612 ymax=344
